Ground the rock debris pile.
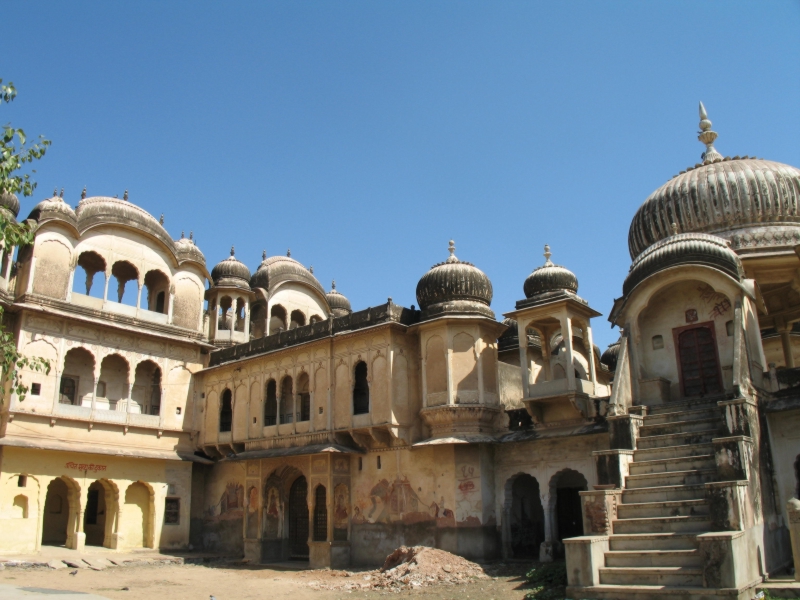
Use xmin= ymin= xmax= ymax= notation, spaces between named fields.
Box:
xmin=307 ymin=545 xmax=488 ymax=591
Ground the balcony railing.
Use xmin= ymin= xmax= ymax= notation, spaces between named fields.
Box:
xmin=70 ymin=293 xmax=169 ymax=325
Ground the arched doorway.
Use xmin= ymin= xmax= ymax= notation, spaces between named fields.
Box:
xmin=509 ymin=474 xmax=544 ymax=558
xmin=42 ymin=478 xmax=71 ymax=546
xmin=676 ymin=324 xmax=722 ymax=397
xmin=84 ymin=481 xmax=108 ymax=547
xmin=288 ymin=476 xmax=309 ymax=559
xmin=552 ymin=469 xmax=588 ymax=547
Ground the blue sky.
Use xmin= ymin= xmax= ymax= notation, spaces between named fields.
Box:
xmin=4 ymin=1 xmax=799 ymax=348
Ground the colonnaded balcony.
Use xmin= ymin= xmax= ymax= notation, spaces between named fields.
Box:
xmin=70 ymin=292 xmax=169 ymax=325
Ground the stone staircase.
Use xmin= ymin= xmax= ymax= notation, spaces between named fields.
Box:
xmin=575 ymin=398 xmax=743 ymax=599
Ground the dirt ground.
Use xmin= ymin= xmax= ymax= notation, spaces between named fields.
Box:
xmin=0 ymin=561 xmax=534 ymax=600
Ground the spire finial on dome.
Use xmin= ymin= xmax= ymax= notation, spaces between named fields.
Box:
xmin=446 ymin=239 xmax=459 ymax=263
xmin=671 ymin=222 xmax=679 ymax=236
xmin=698 ymin=102 xmax=723 ymax=163
xmin=309 ymin=265 xmax=314 ymax=274
xmin=159 ymin=213 xmax=164 ymax=225
xmin=81 ymin=186 xmax=86 ymax=200
xmin=180 ymin=231 xmax=185 ymax=239
xmin=123 ymin=189 xmax=128 ymax=201
xmin=189 ymin=231 xmax=193 ymax=241
xmin=262 ymin=249 xmax=266 ymax=261
xmin=543 ymin=244 xmax=553 ymax=266
xmin=287 ymin=248 xmax=291 ymax=257
xmin=331 ymin=279 xmax=336 ymax=291
xmin=59 ymin=188 xmax=64 ymax=198
xmin=230 ymin=246 xmax=235 ymax=257
xmin=53 ymin=188 xmax=57 ymax=197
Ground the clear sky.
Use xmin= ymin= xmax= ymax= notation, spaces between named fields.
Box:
xmin=4 ymin=1 xmax=799 ymax=348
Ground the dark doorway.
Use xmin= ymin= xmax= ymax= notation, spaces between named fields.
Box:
xmin=84 ymin=481 xmax=107 ymax=547
xmin=676 ymin=324 xmax=722 ymax=397
xmin=509 ymin=474 xmax=544 ymax=559
xmin=288 ymin=476 xmax=309 ymax=559
xmin=556 ymin=487 xmax=584 ymax=541
xmin=42 ymin=478 xmax=70 ymax=546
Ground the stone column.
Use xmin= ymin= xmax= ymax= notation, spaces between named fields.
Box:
xmin=560 ymin=315 xmax=576 ymax=391
xmin=446 ymin=333 xmax=455 ymax=405
xmin=136 ymin=282 xmax=143 ymax=310
xmin=66 ymin=266 xmax=75 ymax=302
xmin=25 ymin=256 xmax=36 ymax=294
xmin=540 ymin=326 xmax=553 ymax=382
xmin=540 ymin=492 xmax=555 ymax=563
xmin=788 ymin=498 xmax=800 ymax=581
xmin=103 ymin=272 xmax=110 ymax=303
xmin=127 ymin=383 xmax=134 ymax=415
xmin=518 ymin=342 xmax=530 ymax=398
xmin=244 ymin=300 xmax=251 ymax=339
xmin=778 ymin=322 xmax=796 ymax=368
xmin=584 ymin=321 xmax=598 ymax=392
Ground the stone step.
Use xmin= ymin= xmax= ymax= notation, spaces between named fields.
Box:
xmin=629 ymin=454 xmax=716 ymax=476
xmin=634 ymin=443 xmax=714 ymax=463
xmin=565 ymin=583 xmax=744 ymax=600
xmin=617 ymin=499 xmax=709 ymax=519
xmin=643 ymin=406 xmax=720 ymax=426
xmin=622 ymin=484 xmax=706 ymax=503
xmin=638 ymin=417 xmax=723 ymax=438
xmin=608 ymin=532 xmax=699 ymax=551
xmin=625 ymin=469 xmax=717 ymax=490
xmin=604 ymin=549 xmax=703 ymax=568
xmin=636 ymin=429 xmax=719 ymax=450
xmin=599 ymin=566 xmax=704 ymax=587
xmin=612 ymin=515 xmax=712 ymax=534
xmin=646 ymin=398 xmax=723 ymax=415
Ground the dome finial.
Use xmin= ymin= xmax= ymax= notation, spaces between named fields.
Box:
xmin=309 ymin=265 xmax=314 ymax=274
xmin=287 ymin=248 xmax=291 ymax=257
xmin=189 ymin=231 xmax=193 ymax=241
xmin=446 ymin=240 xmax=459 ymax=263
xmin=543 ymin=244 xmax=553 ymax=266
xmin=698 ymin=102 xmax=722 ymax=163
xmin=331 ymin=279 xmax=336 ymax=290
xmin=180 ymin=231 xmax=185 ymax=239
xmin=230 ymin=246 xmax=235 ymax=257
xmin=262 ymin=249 xmax=266 ymax=261
xmin=53 ymin=187 xmax=57 ymax=197
xmin=123 ymin=189 xmax=128 ymax=201
xmin=59 ymin=188 xmax=64 ymax=198
xmin=159 ymin=213 xmax=164 ymax=225
xmin=671 ymin=222 xmax=679 ymax=236
xmin=81 ymin=186 xmax=87 ymax=200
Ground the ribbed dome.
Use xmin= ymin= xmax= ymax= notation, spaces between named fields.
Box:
xmin=415 ymin=241 xmax=493 ymax=318
xmin=628 ymin=105 xmax=800 ymax=258
xmin=211 ymin=247 xmax=251 ymax=289
xmin=326 ymin=280 xmax=351 ymax=316
xmin=76 ymin=194 xmax=175 ymax=251
xmin=174 ymin=232 xmax=206 ymax=267
xmin=601 ymin=339 xmax=621 ymax=372
xmin=623 ymin=231 xmax=743 ymax=297
xmin=28 ymin=192 xmax=77 ymax=228
xmin=0 ymin=191 xmax=20 ymax=217
xmin=523 ymin=245 xmax=578 ymax=299
xmin=249 ymin=250 xmax=325 ymax=295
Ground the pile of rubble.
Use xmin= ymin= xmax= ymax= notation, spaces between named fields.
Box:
xmin=307 ymin=545 xmax=488 ymax=591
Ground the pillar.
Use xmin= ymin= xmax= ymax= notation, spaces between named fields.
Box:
xmin=66 ymin=267 xmax=75 ymax=302
xmin=560 ymin=315 xmax=576 ymax=390
xmin=25 ymin=256 xmax=36 ymax=294
xmin=244 ymin=300 xmax=251 ymax=339
xmin=540 ymin=491 xmax=555 ymax=563
xmin=584 ymin=320 xmax=598 ymax=391
xmin=779 ymin=323 xmax=796 ymax=368
xmin=518 ymin=334 xmax=530 ymax=398
xmin=103 ymin=272 xmax=110 ymax=303
xmin=136 ymin=282 xmax=142 ymax=310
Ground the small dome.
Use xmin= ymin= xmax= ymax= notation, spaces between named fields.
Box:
xmin=523 ymin=245 xmax=578 ymax=299
xmin=628 ymin=104 xmax=800 ymax=258
xmin=27 ymin=191 xmax=77 ymax=228
xmin=211 ymin=247 xmax=251 ymax=289
xmin=250 ymin=250 xmax=325 ymax=296
xmin=601 ymin=339 xmax=621 ymax=372
xmin=0 ymin=191 xmax=20 ymax=217
xmin=76 ymin=194 xmax=173 ymax=249
xmin=415 ymin=241 xmax=493 ymax=319
xmin=174 ymin=232 xmax=206 ymax=267
xmin=623 ymin=230 xmax=743 ymax=297
xmin=326 ymin=280 xmax=352 ymax=316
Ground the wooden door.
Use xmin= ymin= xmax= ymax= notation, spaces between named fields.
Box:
xmin=676 ymin=324 xmax=722 ymax=397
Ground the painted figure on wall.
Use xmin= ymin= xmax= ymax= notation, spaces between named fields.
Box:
xmin=246 ymin=486 xmax=259 ymax=539
xmin=333 ymin=484 xmax=349 ymax=540
xmin=263 ymin=485 xmax=282 ymax=539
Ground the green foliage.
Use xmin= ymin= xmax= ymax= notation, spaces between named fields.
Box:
xmin=1 ymin=79 xmax=51 ymax=198
xmin=525 ymin=562 xmax=567 ymax=600
xmin=0 ymin=79 xmax=51 ymax=403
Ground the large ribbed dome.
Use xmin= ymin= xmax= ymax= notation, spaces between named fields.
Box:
xmin=523 ymin=245 xmax=579 ymax=298
xmin=76 ymin=193 xmax=172 ymax=248
xmin=326 ymin=280 xmax=351 ymax=316
xmin=623 ymin=231 xmax=743 ymax=297
xmin=628 ymin=104 xmax=800 ymax=258
xmin=600 ymin=339 xmax=621 ymax=373
xmin=249 ymin=250 xmax=325 ymax=295
xmin=415 ymin=241 xmax=493 ymax=318
xmin=211 ymin=247 xmax=251 ymax=289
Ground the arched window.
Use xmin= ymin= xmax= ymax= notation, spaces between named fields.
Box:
xmin=143 ymin=269 xmax=170 ymax=314
xmin=110 ymin=260 xmax=139 ymax=305
xmin=313 ymin=485 xmax=327 ymax=542
xmin=290 ymin=309 xmax=306 ymax=330
xmin=270 ymin=305 xmax=287 ymax=334
xmin=309 ymin=315 xmax=323 ymax=324
xmin=353 ymin=361 xmax=369 ymax=415
xmin=218 ymin=296 xmax=233 ymax=331
xmin=72 ymin=251 xmax=106 ymax=298
xmin=297 ymin=372 xmax=310 ymax=422
xmin=219 ymin=389 xmax=233 ymax=432
xmin=264 ymin=379 xmax=277 ymax=426
xmin=280 ymin=377 xmax=293 ymax=424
